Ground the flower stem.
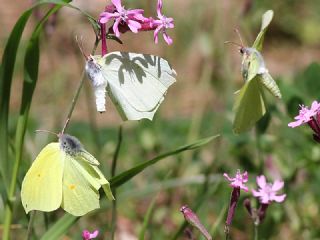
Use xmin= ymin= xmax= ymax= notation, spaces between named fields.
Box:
xmin=110 ymin=125 xmax=123 ymax=239
xmin=26 ymin=211 xmax=36 ymax=240
xmin=254 ymin=224 xmax=259 ymax=240
xmin=100 ymin=23 xmax=107 ymax=56
xmin=62 ymin=37 xmax=99 ymax=133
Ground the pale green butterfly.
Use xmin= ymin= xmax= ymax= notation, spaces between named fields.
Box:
xmin=21 ymin=133 xmax=114 ymax=216
xmin=226 ymin=10 xmax=281 ymax=134
xmin=85 ymin=51 xmax=177 ymax=120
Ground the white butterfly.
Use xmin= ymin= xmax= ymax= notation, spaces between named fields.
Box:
xmin=85 ymin=52 xmax=177 ymax=120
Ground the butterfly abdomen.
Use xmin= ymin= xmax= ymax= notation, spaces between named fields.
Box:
xmin=85 ymin=56 xmax=107 ymax=112
xmin=260 ymin=73 xmax=282 ymax=98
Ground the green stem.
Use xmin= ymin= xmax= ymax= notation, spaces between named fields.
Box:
xmin=224 ymin=225 xmax=230 ymax=240
xmin=26 ymin=211 xmax=36 ymax=240
xmin=62 ymin=37 xmax=99 ymax=133
xmin=110 ymin=126 xmax=123 ymax=240
xmin=254 ymin=224 xmax=259 ymax=240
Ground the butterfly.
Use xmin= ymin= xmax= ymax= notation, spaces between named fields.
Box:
xmin=85 ymin=51 xmax=177 ymax=120
xmin=227 ymin=10 xmax=281 ymax=134
xmin=21 ymin=133 xmax=114 ymax=216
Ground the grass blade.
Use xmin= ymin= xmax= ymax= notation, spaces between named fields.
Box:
xmin=40 ymin=214 xmax=79 ymax=240
xmin=110 ymin=135 xmax=219 ymax=188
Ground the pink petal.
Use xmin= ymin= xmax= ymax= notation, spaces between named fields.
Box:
xmin=113 ymin=18 xmax=121 ymax=37
xmin=272 ymin=180 xmax=284 ymax=191
xmin=163 ymin=32 xmax=173 ymax=45
xmin=127 ymin=9 xmax=145 ymax=16
xmin=157 ymin=0 xmax=163 ymax=17
xmin=112 ymin=0 xmax=122 ymax=10
xmin=242 ymin=171 xmax=249 ymax=182
xmin=261 ymin=195 xmax=270 ymax=204
xmin=256 ymin=175 xmax=266 ymax=188
xmin=240 ymin=185 xmax=249 ymax=192
xmin=272 ymin=194 xmax=286 ymax=203
xmin=90 ymin=230 xmax=99 ymax=238
xmin=127 ymin=20 xmax=142 ymax=33
xmin=310 ymin=101 xmax=320 ymax=111
xmin=99 ymin=12 xmax=117 ymax=23
xmin=223 ymin=173 xmax=233 ymax=182
xmin=252 ymin=189 xmax=261 ymax=197
xmin=288 ymin=120 xmax=304 ymax=128
xmin=153 ymin=26 xmax=162 ymax=43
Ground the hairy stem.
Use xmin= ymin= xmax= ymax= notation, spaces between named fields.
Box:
xmin=62 ymin=37 xmax=99 ymax=133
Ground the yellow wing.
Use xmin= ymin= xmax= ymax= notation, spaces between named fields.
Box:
xmin=61 ymin=155 xmax=101 ymax=216
xmin=21 ymin=143 xmax=63 ymax=213
xmin=233 ymin=77 xmax=266 ymax=134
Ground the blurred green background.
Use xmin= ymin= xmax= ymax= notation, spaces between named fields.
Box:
xmin=1 ymin=0 xmax=320 ymax=239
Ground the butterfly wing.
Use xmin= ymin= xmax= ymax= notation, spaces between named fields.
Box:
xmin=78 ymin=149 xmax=100 ymax=166
xmin=233 ymin=77 xmax=266 ymax=134
xmin=252 ymin=10 xmax=274 ymax=52
xmin=61 ymin=154 xmax=114 ymax=216
xmin=21 ymin=143 xmax=63 ymax=213
xmin=100 ymin=52 xmax=177 ymax=120
xmin=260 ymin=72 xmax=282 ymax=98
xmin=61 ymin=155 xmax=101 ymax=216
xmin=76 ymin=152 xmax=114 ymax=200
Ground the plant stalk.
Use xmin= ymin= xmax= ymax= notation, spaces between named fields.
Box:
xmin=110 ymin=125 xmax=123 ymax=240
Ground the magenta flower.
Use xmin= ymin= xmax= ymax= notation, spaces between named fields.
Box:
xmin=152 ymin=0 xmax=174 ymax=45
xmin=99 ymin=0 xmax=145 ymax=37
xmin=224 ymin=169 xmax=248 ymax=192
xmin=288 ymin=101 xmax=320 ymax=128
xmin=82 ymin=229 xmax=99 ymax=240
xmin=252 ymin=175 xmax=286 ymax=204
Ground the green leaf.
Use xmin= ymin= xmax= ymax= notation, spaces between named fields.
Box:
xmin=110 ymin=135 xmax=219 ymax=188
xmin=40 ymin=214 xmax=79 ymax=240
xmin=1 ymin=1 xmax=95 ymax=239
xmin=0 ymin=9 xmax=32 ymax=192
xmin=138 ymin=188 xmax=159 ymax=240
xmin=252 ymin=10 xmax=274 ymax=51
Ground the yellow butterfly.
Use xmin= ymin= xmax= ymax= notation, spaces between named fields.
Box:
xmin=21 ymin=133 xmax=114 ymax=216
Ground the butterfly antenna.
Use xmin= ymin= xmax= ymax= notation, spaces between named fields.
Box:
xmin=224 ymin=41 xmax=243 ymax=48
xmin=234 ymin=28 xmax=244 ymax=46
xmin=75 ymin=35 xmax=89 ymax=60
xmin=35 ymin=129 xmax=58 ymax=137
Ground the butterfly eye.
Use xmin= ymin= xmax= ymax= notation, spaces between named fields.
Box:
xmin=239 ymin=48 xmax=244 ymax=54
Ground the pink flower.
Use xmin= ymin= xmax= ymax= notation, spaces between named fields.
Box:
xmin=152 ymin=0 xmax=174 ymax=45
xmin=224 ymin=169 xmax=248 ymax=192
xmin=82 ymin=229 xmax=99 ymax=240
xmin=99 ymin=0 xmax=145 ymax=37
xmin=252 ymin=175 xmax=286 ymax=204
xmin=288 ymin=101 xmax=320 ymax=128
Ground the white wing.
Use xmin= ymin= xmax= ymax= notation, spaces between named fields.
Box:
xmin=99 ymin=52 xmax=177 ymax=120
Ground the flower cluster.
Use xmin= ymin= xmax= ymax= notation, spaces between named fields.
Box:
xmin=288 ymin=100 xmax=320 ymax=142
xmin=223 ymin=170 xmax=286 ymax=229
xmin=99 ymin=0 xmax=174 ymax=45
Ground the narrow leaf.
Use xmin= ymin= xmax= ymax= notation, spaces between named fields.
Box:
xmin=110 ymin=135 xmax=219 ymax=188
xmin=40 ymin=214 xmax=79 ymax=240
